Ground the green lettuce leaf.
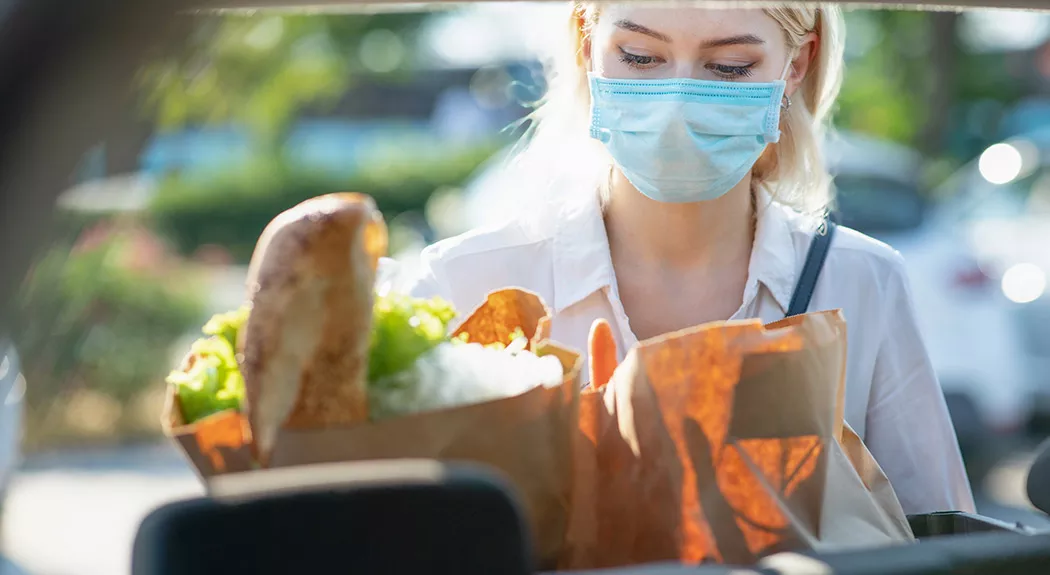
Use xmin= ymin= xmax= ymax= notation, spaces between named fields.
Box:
xmin=167 ymin=334 xmax=246 ymax=424
xmin=170 ymin=294 xmax=461 ymax=424
xmin=202 ymin=305 xmax=250 ymax=351
xmin=367 ymin=292 xmax=456 ymax=383
xmin=169 ymin=306 xmax=249 ymax=424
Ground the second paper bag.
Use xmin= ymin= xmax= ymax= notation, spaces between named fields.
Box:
xmin=562 ymin=310 xmax=913 ymax=569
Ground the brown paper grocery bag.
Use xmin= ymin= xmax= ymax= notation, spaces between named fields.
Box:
xmin=821 ymin=423 xmax=913 ymax=549
xmin=269 ymin=289 xmax=583 ymax=566
xmin=766 ymin=313 xmax=913 ymax=546
xmin=266 ymin=344 xmax=579 ymax=566
xmin=562 ymin=321 xmax=808 ymax=568
xmin=164 ymin=287 xmax=581 ymax=566
xmin=452 ymin=288 xmax=551 ymax=348
xmin=562 ymin=381 xmax=621 ymax=569
xmin=562 ymin=310 xmax=912 ymax=570
xmin=162 ymin=386 xmax=255 ymax=480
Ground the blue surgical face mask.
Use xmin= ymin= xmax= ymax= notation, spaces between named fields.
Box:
xmin=588 ymin=67 xmax=789 ymax=203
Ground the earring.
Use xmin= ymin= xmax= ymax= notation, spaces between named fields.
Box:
xmin=781 ymin=95 xmax=792 ymax=111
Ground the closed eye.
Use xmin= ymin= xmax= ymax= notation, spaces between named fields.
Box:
xmin=707 ymin=63 xmax=756 ymax=80
xmin=618 ymin=46 xmax=662 ymax=70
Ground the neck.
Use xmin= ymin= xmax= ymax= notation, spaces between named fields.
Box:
xmin=603 ymin=169 xmax=754 ymax=269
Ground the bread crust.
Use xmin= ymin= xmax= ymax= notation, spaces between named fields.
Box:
xmin=240 ymin=193 xmax=387 ymax=460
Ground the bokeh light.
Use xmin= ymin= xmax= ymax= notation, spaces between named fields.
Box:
xmin=979 ymin=143 xmax=1024 ymax=184
xmin=959 ymin=11 xmax=1050 ymax=53
xmin=1001 ymin=263 xmax=1047 ymax=304
xmin=425 ymin=186 xmax=468 ymax=239
xmin=359 ymin=28 xmax=405 ymax=73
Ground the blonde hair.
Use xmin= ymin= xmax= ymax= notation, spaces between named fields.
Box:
xmin=509 ymin=2 xmax=845 ymax=220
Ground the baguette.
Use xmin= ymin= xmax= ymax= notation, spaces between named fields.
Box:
xmin=240 ymin=193 xmax=387 ymax=462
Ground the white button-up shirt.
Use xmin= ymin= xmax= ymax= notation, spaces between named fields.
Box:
xmin=385 ymin=193 xmax=976 ymax=516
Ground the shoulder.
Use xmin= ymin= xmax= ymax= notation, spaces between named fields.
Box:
xmin=419 ymin=195 xmax=599 ymax=274
xmin=779 ymin=206 xmax=908 ymax=286
xmin=419 ymin=216 xmax=552 ymax=268
xmin=417 ymin=217 xmax=557 ymax=298
xmin=765 ymin=202 xmax=913 ymax=323
xmin=400 ymin=214 xmax=560 ymax=313
xmin=827 ymin=224 xmax=907 ymax=278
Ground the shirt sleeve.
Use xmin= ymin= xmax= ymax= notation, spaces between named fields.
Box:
xmin=378 ymin=245 xmax=455 ymax=302
xmin=865 ymin=251 xmax=977 ymax=515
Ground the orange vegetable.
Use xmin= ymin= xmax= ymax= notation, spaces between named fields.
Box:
xmin=587 ymin=318 xmax=618 ymax=390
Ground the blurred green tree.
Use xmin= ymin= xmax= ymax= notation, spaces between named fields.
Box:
xmin=139 ymin=12 xmax=428 ymax=155
xmin=835 ymin=9 xmax=1030 ymax=164
xmin=137 ymin=10 xmax=513 ymax=261
xmin=836 ymin=11 xmax=939 ymax=150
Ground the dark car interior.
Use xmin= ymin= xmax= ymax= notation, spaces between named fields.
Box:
xmin=3 ymin=1 xmax=1050 ymax=574
xmin=131 ymin=448 xmax=1050 ymax=575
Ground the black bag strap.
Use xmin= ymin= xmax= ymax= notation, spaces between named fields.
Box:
xmin=785 ymin=221 xmax=837 ymax=317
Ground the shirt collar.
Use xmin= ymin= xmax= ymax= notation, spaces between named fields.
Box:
xmin=552 ymin=196 xmax=616 ymax=314
xmin=747 ymin=194 xmax=798 ymax=313
xmin=550 ymin=191 xmax=800 ymax=315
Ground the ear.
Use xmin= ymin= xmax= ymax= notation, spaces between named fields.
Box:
xmin=786 ymin=32 xmax=818 ymax=97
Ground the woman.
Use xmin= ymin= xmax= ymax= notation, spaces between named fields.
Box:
xmin=391 ymin=3 xmax=975 ymax=515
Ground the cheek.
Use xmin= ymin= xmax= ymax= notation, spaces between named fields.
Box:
xmin=593 ymin=53 xmax=619 ymax=76
xmin=586 ymin=33 xmax=613 ymax=74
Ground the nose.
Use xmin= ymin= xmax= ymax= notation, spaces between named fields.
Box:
xmin=672 ymin=62 xmax=697 ymax=80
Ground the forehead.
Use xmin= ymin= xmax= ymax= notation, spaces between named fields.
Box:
xmin=595 ymin=6 xmax=784 ymax=42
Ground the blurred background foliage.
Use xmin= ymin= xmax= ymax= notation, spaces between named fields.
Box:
xmin=139 ymin=12 xmax=430 ymax=152
xmin=12 ymin=220 xmax=205 ymax=449
xmin=147 ymin=144 xmax=496 ymax=262
xmin=13 ymin=5 xmax=1050 ymax=450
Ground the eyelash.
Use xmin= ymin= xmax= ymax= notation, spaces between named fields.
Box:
xmin=710 ymin=63 xmax=755 ymax=79
xmin=617 ymin=47 xmax=660 ymax=69
xmin=617 ymin=47 xmax=756 ymax=79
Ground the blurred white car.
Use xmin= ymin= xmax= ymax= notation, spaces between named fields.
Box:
xmin=932 ymin=131 xmax=1050 ymax=428
xmin=0 ymin=339 xmax=25 ymax=528
xmin=828 ymin=132 xmax=1032 ymax=455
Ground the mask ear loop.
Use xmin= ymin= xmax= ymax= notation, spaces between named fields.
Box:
xmin=752 ymin=56 xmax=796 ymax=237
xmin=779 ymin=53 xmax=796 ymax=111
xmin=754 ymin=51 xmax=797 ymax=220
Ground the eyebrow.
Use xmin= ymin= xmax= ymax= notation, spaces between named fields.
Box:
xmin=614 ymin=20 xmax=672 ymax=43
xmin=613 ymin=20 xmax=766 ymax=49
xmin=701 ymin=34 xmax=766 ymax=48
